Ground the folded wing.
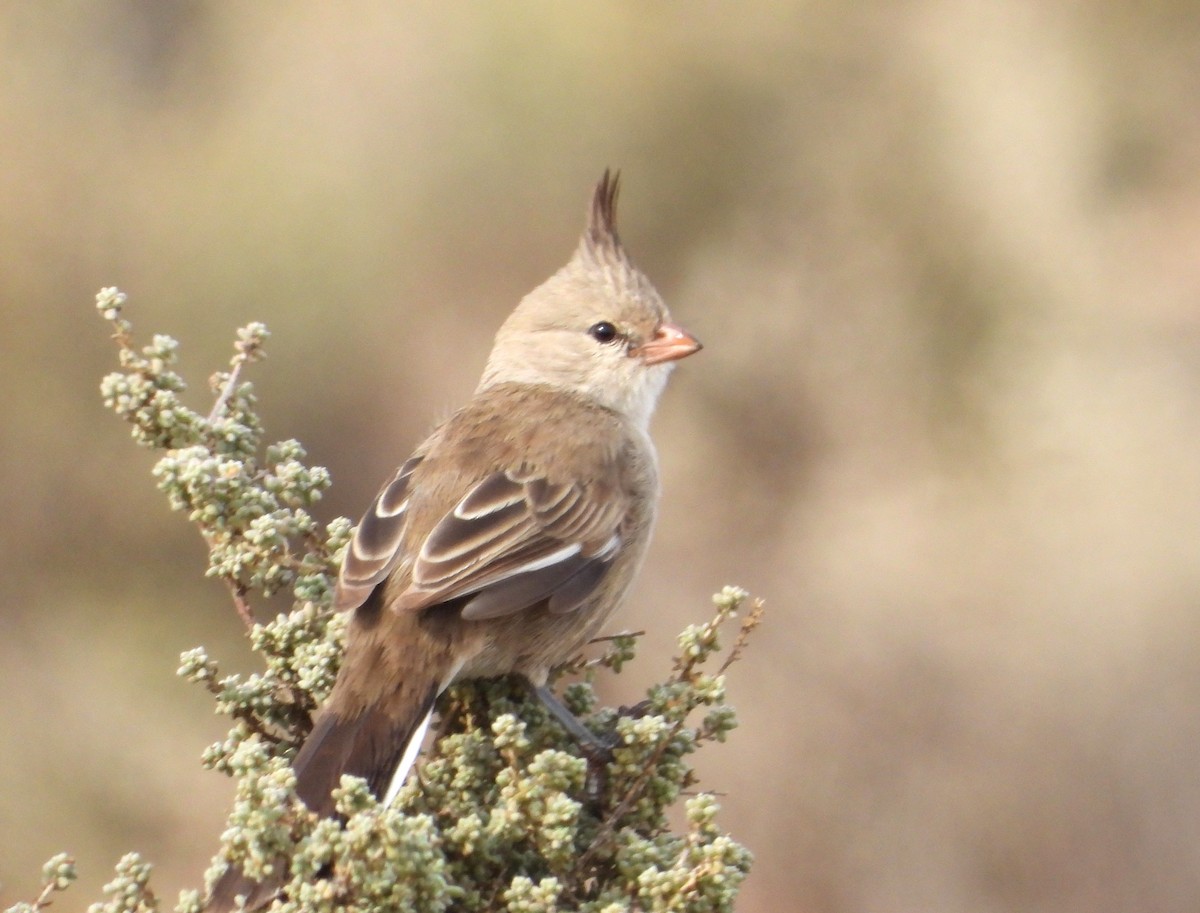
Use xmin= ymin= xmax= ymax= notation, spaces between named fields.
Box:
xmin=335 ymin=456 xmax=424 ymax=612
xmin=336 ymin=462 xmax=624 ymax=619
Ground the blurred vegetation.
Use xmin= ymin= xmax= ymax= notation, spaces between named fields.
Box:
xmin=3 ymin=4 xmax=1200 ymax=913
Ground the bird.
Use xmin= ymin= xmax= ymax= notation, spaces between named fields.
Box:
xmin=206 ymin=171 xmax=701 ymax=911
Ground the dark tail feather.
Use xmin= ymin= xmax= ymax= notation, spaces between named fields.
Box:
xmin=293 ymin=692 xmax=438 ymax=815
xmin=292 ymin=708 xmax=375 ymax=817
xmin=205 ymin=690 xmax=438 ymax=911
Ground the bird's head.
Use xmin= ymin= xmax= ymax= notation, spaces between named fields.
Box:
xmin=480 ymin=171 xmax=701 ymax=431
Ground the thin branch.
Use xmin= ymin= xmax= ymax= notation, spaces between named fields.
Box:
xmin=718 ymin=598 xmax=765 ymax=675
xmin=226 ymin=579 xmax=256 ymax=630
xmin=29 ymin=880 xmax=61 ymax=911
xmin=587 ymin=629 xmax=646 ymax=645
xmin=207 ymin=363 xmax=245 ymax=425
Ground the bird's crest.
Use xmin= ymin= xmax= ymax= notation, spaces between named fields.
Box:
xmin=578 ymin=169 xmax=634 ymax=272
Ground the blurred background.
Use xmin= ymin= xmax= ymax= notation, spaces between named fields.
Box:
xmin=3 ymin=3 xmax=1200 ymax=911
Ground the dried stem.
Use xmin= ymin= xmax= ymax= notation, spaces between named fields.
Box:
xmin=207 ymin=363 xmax=245 ymax=424
xmin=718 ymin=598 xmax=766 ymax=675
xmin=227 ymin=579 xmax=256 ymax=629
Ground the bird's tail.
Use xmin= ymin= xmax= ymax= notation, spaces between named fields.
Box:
xmin=205 ymin=687 xmax=439 ymax=912
xmin=292 ymin=688 xmax=439 ymax=816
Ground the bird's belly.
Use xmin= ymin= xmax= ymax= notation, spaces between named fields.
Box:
xmin=456 ymin=600 xmax=617 ymax=684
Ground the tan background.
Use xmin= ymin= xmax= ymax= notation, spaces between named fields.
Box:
xmin=3 ymin=4 xmax=1200 ymax=911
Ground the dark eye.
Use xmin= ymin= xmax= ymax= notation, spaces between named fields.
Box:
xmin=588 ymin=321 xmax=620 ymax=344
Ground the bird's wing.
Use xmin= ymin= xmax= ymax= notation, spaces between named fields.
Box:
xmin=335 ymin=456 xmax=423 ymax=612
xmin=402 ymin=466 xmax=624 ymax=618
xmin=336 ymin=459 xmax=624 ymax=619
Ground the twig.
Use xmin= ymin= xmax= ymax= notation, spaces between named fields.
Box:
xmin=208 ymin=324 xmax=266 ymax=424
xmin=580 ymin=597 xmax=763 ymax=871
xmin=207 ymin=362 xmax=246 ymax=424
xmin=227 ymin=579 xmax=256 ymax=630
xmin=29 ymin=880 xmax=60 ymax=911
xmin=192 ymin=666 xmax=292 ymax=747
xmin=718 ymin=598 xmax=765 ymax=675
xmin=579 ymin=706 xmax=690 ymax=871
xmin=587 ymin=629 xmax=646 ymax=644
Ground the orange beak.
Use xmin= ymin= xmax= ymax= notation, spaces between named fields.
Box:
xmin=637 ymin=322 xmax=703 ymax=366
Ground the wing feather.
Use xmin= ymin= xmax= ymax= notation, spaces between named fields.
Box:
xmin=335 ymin=456 xmax=422 ymax=612
xmin=396 ymin=468 xmax=623 ymax=616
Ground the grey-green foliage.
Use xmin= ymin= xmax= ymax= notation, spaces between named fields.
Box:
xmin=4 ymin=288 xmax=758 ymax=913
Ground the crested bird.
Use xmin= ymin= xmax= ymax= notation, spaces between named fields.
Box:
xmin=207 ymin=171 xmax=701 ymax=910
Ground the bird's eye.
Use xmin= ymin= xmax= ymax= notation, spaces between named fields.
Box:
xmin=588 ymin=321 xmax=620 ymax=344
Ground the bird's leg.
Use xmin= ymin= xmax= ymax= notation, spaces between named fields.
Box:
xmin=528 ymin=682 xmax=619 ymax=802
xmin=615 ymin=698 xmax=653 ymax=719
xmin=529 ymin=683 xmax=615 ymax=758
